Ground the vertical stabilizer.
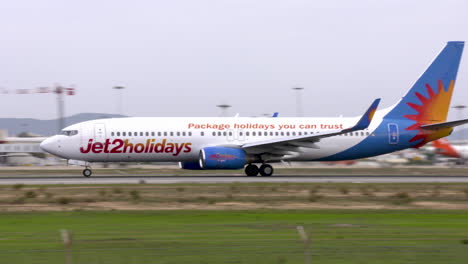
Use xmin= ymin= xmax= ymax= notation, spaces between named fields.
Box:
xmin=385 ymin=41 xmax=464 ymax=122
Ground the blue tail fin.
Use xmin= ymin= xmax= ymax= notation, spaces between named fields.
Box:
xmin=385 ymin=41 xmax=464 ymax=122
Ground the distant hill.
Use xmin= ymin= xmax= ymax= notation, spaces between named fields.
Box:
xmin=0 ymin=113 xmax=125 ymax=136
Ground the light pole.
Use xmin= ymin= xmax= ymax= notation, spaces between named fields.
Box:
xmin=216 ymin=104 xmax=232 ymax=117
xmin=113 ymin=86 xmax=125 ymax=116
xmin=55 ymin=85 xmax=65 ymax=133
xmin=292 ymin=87 xmax=304 ymax=117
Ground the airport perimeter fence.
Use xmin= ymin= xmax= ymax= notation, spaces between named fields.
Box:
xmin=1 ymin=223 xmax=468 ymax=264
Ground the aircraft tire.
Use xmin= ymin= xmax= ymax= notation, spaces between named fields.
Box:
xmin=259 ymin=164 xmax=274 ymax=176
xmin=244 ymin=164 xmax=259 ymax=176
xmin=83 ymin=168 xmax=92 ymax=177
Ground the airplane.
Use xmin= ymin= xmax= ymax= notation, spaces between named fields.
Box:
xmin=0 ymin=129 xmax=47 ymax=144
xmin=40 ymin=41 xmax=467 ymax=177
xmin=431 ymin=138 xmax=468 ymax=162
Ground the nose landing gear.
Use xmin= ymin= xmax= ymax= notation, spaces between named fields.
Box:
xmin=244 ymin=164 xmax=274 ymax=176
xmin=82 ymin=168 xmax=92 ymax=177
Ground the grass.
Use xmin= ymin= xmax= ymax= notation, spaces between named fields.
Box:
xmin=1 ymin=210 xmax=468 ymax=263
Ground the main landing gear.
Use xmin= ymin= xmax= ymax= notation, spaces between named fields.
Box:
xmin=82 ymin=167 xmax=92 ymax=177
xmin=244 ymin=164 xmax=274 ymax=177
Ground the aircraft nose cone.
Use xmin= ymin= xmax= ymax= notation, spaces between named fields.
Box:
xmin=40 ymin=136 xmax=60 ymax=156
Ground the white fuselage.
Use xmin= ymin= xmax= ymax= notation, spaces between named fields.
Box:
xmin=40 ymin=114 xmax=384 ymax=163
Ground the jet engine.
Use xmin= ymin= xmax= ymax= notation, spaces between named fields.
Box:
xmin=199 ymin=147 xmax=246 ymax=169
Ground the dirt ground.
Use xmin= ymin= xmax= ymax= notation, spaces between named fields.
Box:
xmin=1 ymin=182 xmax=468 ymax=211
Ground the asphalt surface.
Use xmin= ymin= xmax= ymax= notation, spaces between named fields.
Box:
xmin=1 ymin=175 xmax=468 ymax=185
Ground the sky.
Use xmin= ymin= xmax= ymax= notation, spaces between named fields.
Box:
xmin=1 ymin=0 xmax=468 ymax=119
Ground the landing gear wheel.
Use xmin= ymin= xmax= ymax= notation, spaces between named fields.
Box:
xmin=259 ymin=164 xmax=274 ymax=176
xmin=83 ymin=168 xmax=92 ymax=177
xmin=244 ymin=164 xmax=259 ymax=176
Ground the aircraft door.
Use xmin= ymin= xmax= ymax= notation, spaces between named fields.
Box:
xmin=94 ymin=123 xmax=106 ymax=142
xmin=388 ymin=123 xmax=399 ymax=145
xmin=90 ymin=123 xmax=108 ymax=161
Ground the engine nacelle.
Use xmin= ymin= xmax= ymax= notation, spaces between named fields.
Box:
xmin=199 ymin=147 xmax=246 ymax=169
xmin=179 ymin=161 xmax=203 ymax=170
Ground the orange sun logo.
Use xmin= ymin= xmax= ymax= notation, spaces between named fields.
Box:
xmin=404 ymin=80 xmax=454 ymax=147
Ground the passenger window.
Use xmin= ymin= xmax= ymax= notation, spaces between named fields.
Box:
xmin=123 ymin=132 xmax=126 ymax=136
xmin=229 ymin=132 xmax=232 ymax=136
xmin=292 ymin=132 xmax=296 ymax=136
xmin=129 ymin=132 xmax=132 ymax=136
xmin=223 ymin=132 xmax=227 ymax=136
xmin=246 ymin=132 xmax=250 ymax=136
xmin=200 ymin=132 xmax=203 ymax=136
xmin=240 ymin=132 xmax=243 ymax=136
xmin=286 ymin=132 xmax=290 ymax=136
xmin=111 ymin=132 xmax=115 ymax=136
xmin=158 ymin=132 xmax=162 ymax=136
xmin=151 ymin=132 xmax=155 ymax=136
xmin=298 ymin=132 xmax=302 ymax=136
xmin=189 ymin=132 xmax=192 ymax=136
xmin=146 ymin=132 xmax=149 ymax=136
xmin=164 ymin=132 xmax=167 ymax=136
xmin=182 ymin=132 xmax=186 ymax=136
xmin=275 ymin=132 xmax=279 ymax=136
xmin=218 ymin=131 xmax=222 ymax=136
xmin=281 ymin=132 xmax=284 ymax=136
xmin=177 ymin=132 xmax=180 ymax=136
xmin=117 ymin=132 xmax=121 ymax=136
xmin=253 ymin=132 xmax=256 ymax=136
xmin=212 ymin=131 xmax=216 ymax=136
xmin=270 ymin=132 xmax=273 ymax=136
xmin=140 ymin=132 xmax=144 ymax=136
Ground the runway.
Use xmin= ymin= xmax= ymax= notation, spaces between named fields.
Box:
xmin=1 ymin=175 xmax=468 ymax=185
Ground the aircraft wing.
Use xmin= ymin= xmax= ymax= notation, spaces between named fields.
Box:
xmin=241 ymin=98 xmax=380 ymax=158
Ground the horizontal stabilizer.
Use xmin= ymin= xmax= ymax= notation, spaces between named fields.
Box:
xmin=420 ymin=119 xmax=468 ymax=130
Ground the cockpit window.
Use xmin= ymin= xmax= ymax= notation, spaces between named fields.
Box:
xmin=62 ymin=130 xmax=78 ymax=136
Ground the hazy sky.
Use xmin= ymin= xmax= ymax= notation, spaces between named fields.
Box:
xmin=1 ymin=0 xmax=468 ymax=119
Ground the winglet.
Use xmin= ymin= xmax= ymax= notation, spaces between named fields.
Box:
xmin=344 ymin=98 xmax=381 ymax=132
xmin=272 ymin=112 xmax=279 ymax=117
